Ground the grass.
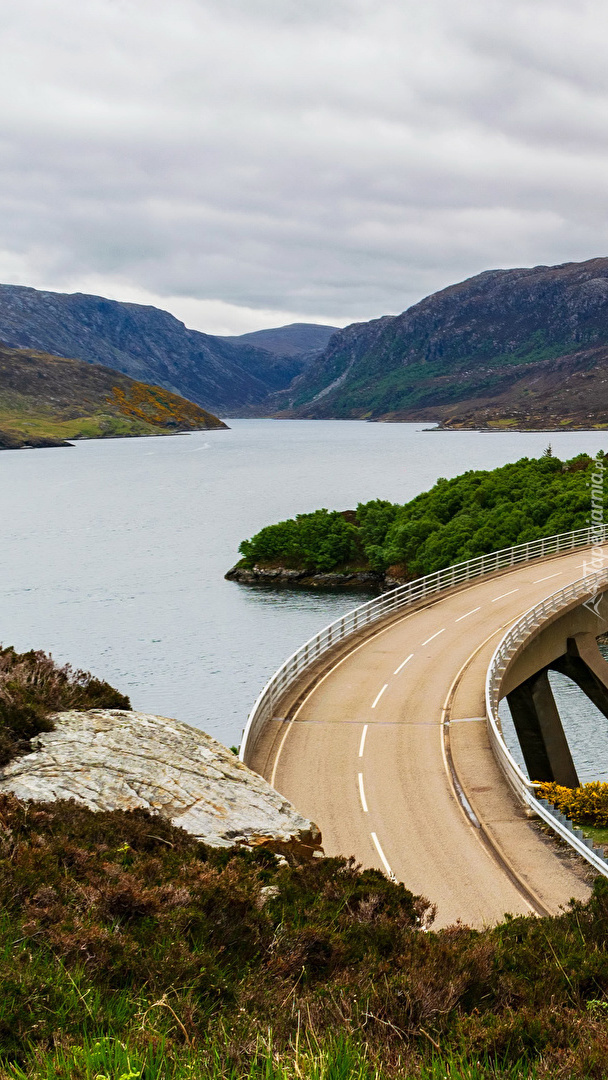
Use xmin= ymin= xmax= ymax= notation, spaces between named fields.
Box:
xmin=579 ymin=824 xmax=608 ymax=847
xmin=0 ymin=1033 xmax=544 ymax=1079
xmin=0 ymin=344 xmax=226 ymax=448
xmin=4 ymin=645 xmax=608 ymax=1078
xmin=2 ymin=790 xmax=608 ymax=1076
xmin=0 ymin=408 xmax=155 ymax=442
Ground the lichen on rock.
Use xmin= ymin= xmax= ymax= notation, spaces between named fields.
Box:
xmin=0 ymin=709 xmax=322 ymax=855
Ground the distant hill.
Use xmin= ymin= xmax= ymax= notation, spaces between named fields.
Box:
xmin=276 ymin=257 xmax=608 ymax=429
xmin=0 ymin=344 xmax=226 ymax=449
xmin=0 ymin=285 xmax=324 ymax=416
xmin=223 ymin=323 xmax=338 ymax=357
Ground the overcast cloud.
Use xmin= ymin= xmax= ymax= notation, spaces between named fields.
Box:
xmin=1 ymin=0 xmax=608 ymax=333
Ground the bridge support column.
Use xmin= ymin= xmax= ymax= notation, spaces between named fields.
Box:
xmin=549 ymin=634 xmax=608 ymax=721
xmin=506 ymin=669 xmax=580 ymax=788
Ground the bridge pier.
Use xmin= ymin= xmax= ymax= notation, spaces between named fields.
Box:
xmin=549 ymin=634 xmax=608 ymax=721
xmin=507 ymin=670 xmax=580 ymax=787
xmin=507 ymin=632 xmax=608 ymax=788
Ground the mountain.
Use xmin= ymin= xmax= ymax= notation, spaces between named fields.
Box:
xmin=0 ymin=285 xmax=321 ymax=415
xmin=0 ymin=343 xmax=226 ymax=449
xmin=277 ymin=258 xmax=608 ymax=428
xmin=223 ymin=323 xmax=338 ymax=357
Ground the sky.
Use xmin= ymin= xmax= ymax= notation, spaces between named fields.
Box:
xmin=2 ymin=0 xmax=608 ymax=335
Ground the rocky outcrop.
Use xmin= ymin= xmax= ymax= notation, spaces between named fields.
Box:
xmin=225 ymin=563 xmax=383 ymax=589
xmin=0 ymin=709 xmax=322 ymax=855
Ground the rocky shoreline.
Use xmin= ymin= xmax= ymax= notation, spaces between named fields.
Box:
xmin=225 ymin=563 xmax=408 ymax=590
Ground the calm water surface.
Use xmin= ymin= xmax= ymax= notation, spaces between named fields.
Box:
xmin=2 ymin=419 xmax=608 ymax=764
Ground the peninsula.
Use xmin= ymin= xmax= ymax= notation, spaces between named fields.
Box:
xmin=0 ymin=343 xmax=226 ymax=449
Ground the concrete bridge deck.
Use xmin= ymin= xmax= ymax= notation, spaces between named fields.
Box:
xmin=249 ymin=547 xmax=605 ymax=927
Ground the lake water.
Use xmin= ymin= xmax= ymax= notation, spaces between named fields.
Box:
xmin=2 ymin=418 xmax=608 ymax=774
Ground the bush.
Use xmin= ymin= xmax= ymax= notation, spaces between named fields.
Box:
xmin=0 ymin=646 xmax=130 ymax=767
xmin=538 ymin=781 xmax=608 ymax=827
xmin=236 ymin=453 xmax=606 ymax=578
xmin=5 ymin=793 xmax=608 ymax=1076
xmin=239 ymin=509 xmax=361 ymax=572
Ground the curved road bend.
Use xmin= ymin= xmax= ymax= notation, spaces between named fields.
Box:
xmin=250 ymin=547 xmax=605 ymax=927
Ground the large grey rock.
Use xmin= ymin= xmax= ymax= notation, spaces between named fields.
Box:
xmin=0 ymin=709 xmax=322 ymax=854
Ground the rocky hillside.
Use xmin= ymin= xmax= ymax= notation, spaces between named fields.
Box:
xmin=0 ymin=343 xmax=226 ymax=449
xmin=278 ymin=257 xmax=608 ymax=428
xmin=0 ymin=285 xmax=324 ymax=415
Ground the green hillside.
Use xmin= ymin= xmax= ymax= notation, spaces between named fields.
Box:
xmin=0 ymin=344 xmax=227 ymax=449
xmin=277 ymin=259 xmax=608 ymax=427
xmin=1 ymin=644 xmax=608 ymax=1077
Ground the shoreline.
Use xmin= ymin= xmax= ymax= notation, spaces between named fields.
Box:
xmin=225 ymin=563 xmax=399 ymax=591
xmin=0 ymin=425 xmax=229 ymax=451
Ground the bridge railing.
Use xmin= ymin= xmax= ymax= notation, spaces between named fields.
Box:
xmin=241 ymin=522 xmax=608 ymax=764
xmin=485 ymin=568 xmax=608 ymax=877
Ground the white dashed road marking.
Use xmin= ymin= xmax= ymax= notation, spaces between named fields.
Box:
xmin=491 ymin=589 xmax=519 ymax=602
xmin=359 ymin=724 xmax=368 ymax=758
xmin=421 ymin=628 xmax=445 ymax=646
xmin=455 ymin=607 xmax=480 ymax=622
xmin=358 ymin=773 xmax=369 ymax=812
xmin=394 ymin=653 xmax=414 ymax=675
xmin=371 ymin=684 xmax=388 ymax=709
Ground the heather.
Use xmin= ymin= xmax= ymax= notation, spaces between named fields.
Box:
xmin=0 ymin=645 xmax=130 ymax=767
xmin=1 ymin=793 xmax=608 ymax=1077
xmin=237 ymin=454 xmax=602 ymax=577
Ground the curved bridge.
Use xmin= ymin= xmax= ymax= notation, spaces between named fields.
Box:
xmin=241 ymin=529 xmax=608 ymax=927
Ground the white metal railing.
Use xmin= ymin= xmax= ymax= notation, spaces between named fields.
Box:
xmin=485 ymin=568 xmax=608 ymax=876
xmin=241 ymin=523 xmax=608 ymax=764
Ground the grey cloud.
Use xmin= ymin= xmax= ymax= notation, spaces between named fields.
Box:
xmin=1 ymin=0 xmax=608 ymax=329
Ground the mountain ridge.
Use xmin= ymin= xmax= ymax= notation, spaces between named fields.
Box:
xmin=274 ymin=257 xmax=608 ymax=428
xmin=0 ymin=285 xmax=329 ymax=415
xmin=222 ymin=322 xmax=338 ymax=357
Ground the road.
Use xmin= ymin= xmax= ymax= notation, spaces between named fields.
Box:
xmin=250 ymin=547 xmax=603 ymax=927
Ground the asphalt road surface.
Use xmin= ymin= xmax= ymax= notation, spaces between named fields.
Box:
xmin=251 ymin=548 xmax=603 ymax=927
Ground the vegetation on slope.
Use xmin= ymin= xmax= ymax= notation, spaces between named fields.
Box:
xmin=276 ymin=258 xmax=608 ymax=427
xmin=0 ymin=646 xmax=130 ymax=767
xmin=2 ymin=791 xmax=608 ymax=1078
xmin=2 ymin=645 xmax=608 ymax=1077
xmin=0 ymin=344 xmax=226 ymax=449
xmin=236 ymin=453 xmax=602 ymax=578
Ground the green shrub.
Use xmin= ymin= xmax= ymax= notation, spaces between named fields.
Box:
xmin=239 ymin=509 xmax=361 ymax=572
xmin=5 ymin=792 xmax=608 ymax=1076
xmin=0 ymin=794 xmax=429 ymax=1067
xmin=236 ymin=454 xmax=606 ymax=578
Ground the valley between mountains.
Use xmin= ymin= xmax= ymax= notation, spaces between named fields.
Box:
xmin=5 ymin=257 xmax=608 ymax=434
